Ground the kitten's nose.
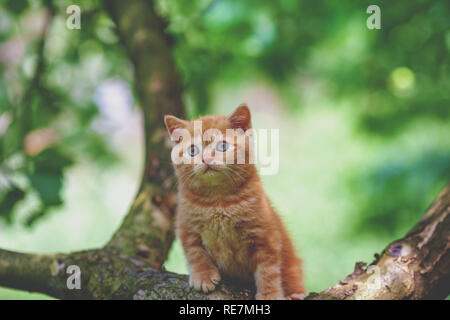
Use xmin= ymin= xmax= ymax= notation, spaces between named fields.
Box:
xmin=203 ymin=155 xmax=214 ymax=165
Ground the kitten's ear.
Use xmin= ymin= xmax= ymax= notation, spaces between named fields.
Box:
xmin=164 ymin=115 xmax=187 ymax=135
xmin=228 ymin=104 xmax=252 ymax=131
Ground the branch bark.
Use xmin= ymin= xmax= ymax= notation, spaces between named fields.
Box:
xmin=307 ymin=184 xmax=450 ymax=300
xmin=0 ymin=248 xmax=253 ymax=299
xmin=0 ymin=184 xmax=448 ymax=299
xmin=0 ymin=0 xmax=448 ymax=300
xmin=102 ymin=0 xmax=185 ymax=268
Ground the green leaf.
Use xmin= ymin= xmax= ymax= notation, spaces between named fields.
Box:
xmin=0 ymin=187 xmax=26 ymax=224
xmin=3 ymin=0 xmax=29 ymax=15
xmin=0 ymin=118 xmax=22 ymax=161
xmin=32 ymin=147 xmax=74 ymax=174
xmin=28 ymin=172 xmax=63 ymax=206
xmin=19 ymin=147 xmax=75 ymax=224
xmin=24 ymin=207 xmax=47 ymax=227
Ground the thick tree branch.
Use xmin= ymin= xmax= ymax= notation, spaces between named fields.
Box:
xmin=102 ymin=0 xmax=185 ymax=268
xmin=0 ymin=184 xmax=448 ymax=299
xmin=308 ymin=184 xmax=450 ymax=300
xmin=0 ymin=248 xmax=252 ymax=299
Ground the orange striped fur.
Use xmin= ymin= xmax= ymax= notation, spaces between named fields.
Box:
xmin=164 ymin=105 xmax=306 ymax=299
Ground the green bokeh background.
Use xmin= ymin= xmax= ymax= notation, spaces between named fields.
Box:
xmin=0 ymin=0 xmax=449 ymax=299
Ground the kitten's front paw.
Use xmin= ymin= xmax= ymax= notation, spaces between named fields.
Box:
xmin=286 ymin=293 xmax=306 ymax=300
xmin=189 ymin=268 xmax=221 ymax=293
xmin=255 ymin=292 xmax=284 ymax=300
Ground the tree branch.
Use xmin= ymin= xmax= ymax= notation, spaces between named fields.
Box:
xmin=0 ymin=248 xmax=253 ymax=299
xmin=102 ymin=0 xmax=185 ymax=268
xmin=308 ymin=184 xmax=450 ymax=300
xmin=0 ymin=184 xmax=447 ymax=299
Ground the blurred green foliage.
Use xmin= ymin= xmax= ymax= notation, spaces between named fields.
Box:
xmin=160 ymin=0 xmax=449 ymax=126
xmin=0 ymin=0 xmax=448 ymax=298
xmin=0 ymin=0 xmax=129 ymax=225
xmin=350 ymin=150 xmax=450 ymax=235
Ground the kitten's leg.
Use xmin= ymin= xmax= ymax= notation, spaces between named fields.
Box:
xmin=179 ymin=227 xmax=221 ymax=293
xmin=282 ymin=256 xmax=306 ymax=300
xmin=252 ymin=245 xmax=284 ymax=300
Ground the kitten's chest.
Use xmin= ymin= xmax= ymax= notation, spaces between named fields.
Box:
xmin=187 ymin=205 xmax=254 ymax=278
xmin=199 ymin=210 xmax=241 ymax=254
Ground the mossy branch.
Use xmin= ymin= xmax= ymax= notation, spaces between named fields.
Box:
xmin=0 ymin=184 xmax=448 ymax=299
xmin=102 ymin=0 xmax=185 ymax=268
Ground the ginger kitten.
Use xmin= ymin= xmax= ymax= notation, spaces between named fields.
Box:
xmin=164 ymin=104 xmax=306 ymax=300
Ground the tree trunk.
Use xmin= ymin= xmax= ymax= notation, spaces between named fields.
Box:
xmin=102 ymin=0 xmax=185 ymax=269
xmin=0 ymin=0 xmax=448 ymax=300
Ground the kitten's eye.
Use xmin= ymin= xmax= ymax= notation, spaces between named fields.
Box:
xmin=216 ymin=141 xmax=229 ymax=152
xmin=187 ymin=145 xmax=200 ymax=157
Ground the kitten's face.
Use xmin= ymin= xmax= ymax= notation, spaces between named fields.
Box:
xmin=165 ymin=105 xmax=254 ymax=192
